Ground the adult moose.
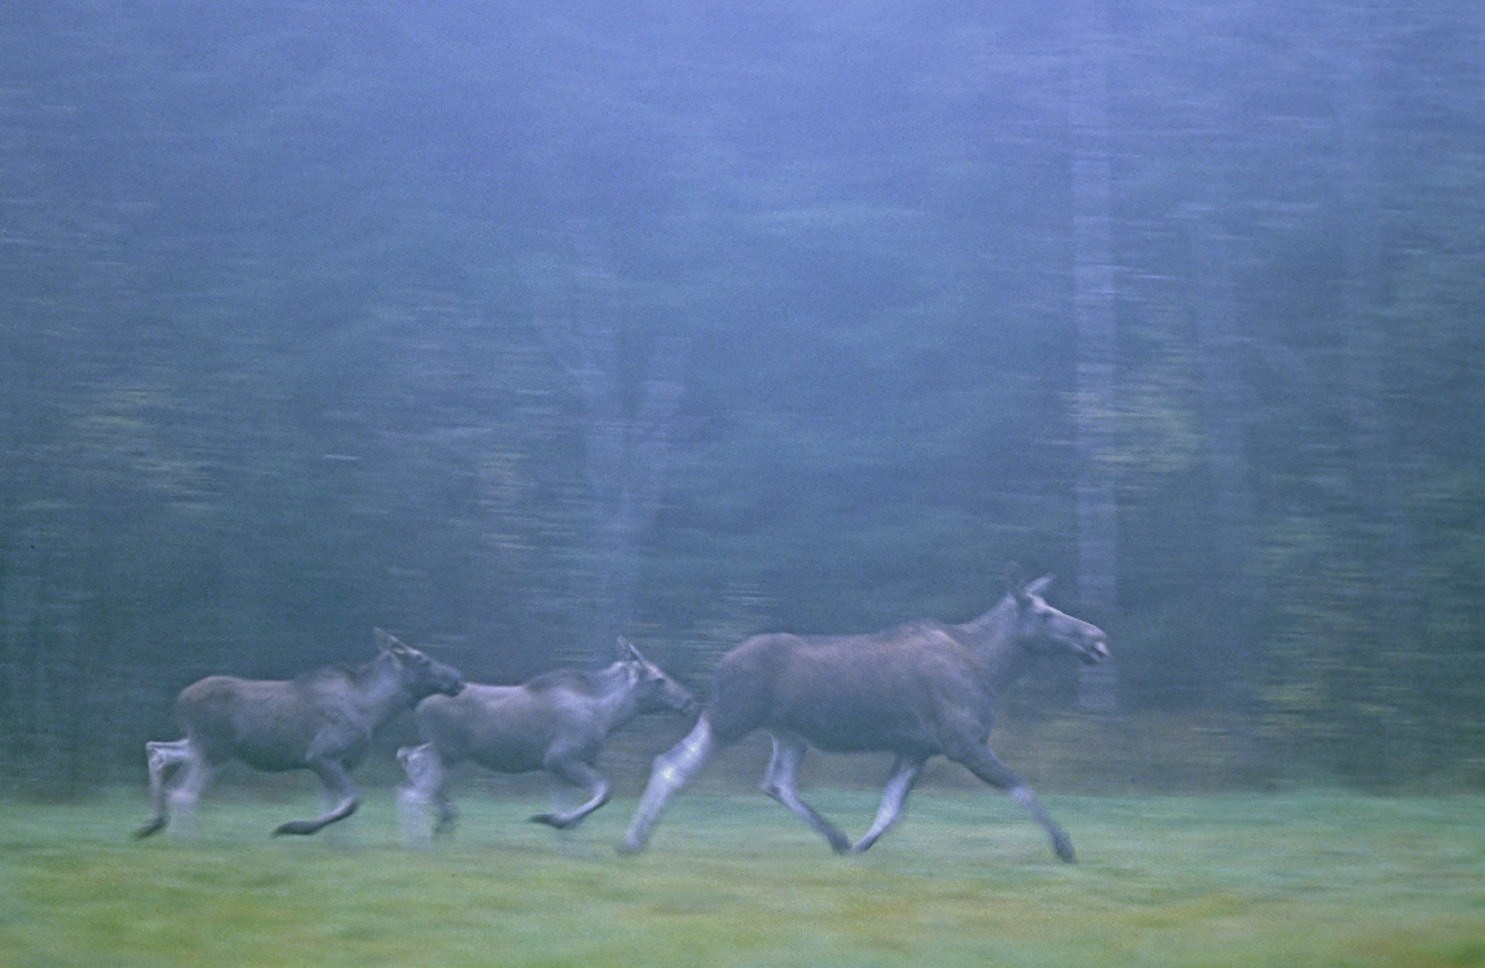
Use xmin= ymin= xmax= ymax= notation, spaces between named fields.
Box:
xmin=619 ymin=570 xmax=1110 ymax=862
xmin=397 ymin=637 xmax=695 ymax=840
xmin=135 ymin=629 xmax=463 ymax=839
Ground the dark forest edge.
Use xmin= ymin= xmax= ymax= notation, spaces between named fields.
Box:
xmin=3 ymin=1 xmax=1484 ymax=797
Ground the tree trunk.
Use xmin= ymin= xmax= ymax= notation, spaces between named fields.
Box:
xmin=1068 ymin=0 xmax=1119 ymax=714
xmin=525 ymin=256 xmax=689 ymax=665
xmin=1336 ymin=2 xmax=1418 ymax=776
xmin=1183 ymin=205 xmax=1259 ymax=713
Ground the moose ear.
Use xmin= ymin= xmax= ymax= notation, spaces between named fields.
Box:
xmin=374 ymin=628 xmax=404 ymax=653
xmin=617 ymin=636 xmax=644 ymax=663
xmin=1005 ymin=563 xmax=1029 ymax=602
xmin=1025 ymin=574 xmax=1055 ymax=597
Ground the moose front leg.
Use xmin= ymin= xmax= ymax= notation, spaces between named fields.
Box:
xmin=274 ymin=758 xmax=359 ymax=836
xmin=948 ymin=740 xmax=1075 ymax=862
xmin=530 ymin=757 xmax=610 ymax=830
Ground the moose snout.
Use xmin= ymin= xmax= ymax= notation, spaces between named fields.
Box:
xmin=668 ymin=686 xmax=701 ymax=717
xmin=1078 ymin=631 xmax=1111 ymax=665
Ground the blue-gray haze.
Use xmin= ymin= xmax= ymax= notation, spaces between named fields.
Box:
xmin=1 ymin=0 xmax=1482 ymax=792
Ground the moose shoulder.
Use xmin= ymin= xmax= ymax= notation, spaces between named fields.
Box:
xmin=620 ymin=571 xmax=1110 ymax=861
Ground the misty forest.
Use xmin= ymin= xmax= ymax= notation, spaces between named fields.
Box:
xmin=3 ymin=0 xmax=1484 ymax=802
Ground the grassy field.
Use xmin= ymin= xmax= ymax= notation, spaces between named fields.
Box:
xmin=2 ymin=787 xmax=1482 ymax=967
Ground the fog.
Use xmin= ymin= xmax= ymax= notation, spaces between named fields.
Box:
xmin=2 ymin=0 xmax=1483 ymax=796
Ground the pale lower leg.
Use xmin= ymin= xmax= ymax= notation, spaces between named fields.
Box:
xmin=852 ymin=755 xmax=925 ymax=853
xmin=618 ymin=717 xmax=716 ymax=854
xmin=1009 ymin=785 xmax=1075 ymax=862
xmin=760 ymin=732 xmax=850 ymax=853
xmin=166 ymin=751 xmax=212 ymax=839
xmin=952 ymin=741 xmax=1075 ymax=862
xmin=396 ymin=744 xmax=449 ymax=842
xmin=136 ymin=739 xmax=194 ymax=837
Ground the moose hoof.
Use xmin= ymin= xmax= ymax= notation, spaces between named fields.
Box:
xmin=615 ymin=837 xmax=645 ymax=856
xmin=528 ymin=812 xmax=575 ymax=830
xmin=134 ymin=817 xmax=167 ymax=839
xmin=1054 ymin=839 xmax=1077 ymax=863
xmin=821 ymin=829 xmax=852 ymax=855
xmin=272 ymin=821 xmax=319 ymax=836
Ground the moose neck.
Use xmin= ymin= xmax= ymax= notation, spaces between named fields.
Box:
xmin=954 ymin=596 xmax=1033 ymax=694
xmin=349 ymin=653 xmax=415 ymax=728
xmin=590 ymin=662 xmax=645 ymax=735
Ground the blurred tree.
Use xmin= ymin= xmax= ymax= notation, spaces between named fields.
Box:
xmin=1068 ymin=0 xmax=1119 ymax=714
xmin=3 ymin=0 xmax=1485 ymax=794
xmin=1183 ymin=202 xmax=1260 ymax=724
xmin=522 ymin=250 xmax=693 ymax=665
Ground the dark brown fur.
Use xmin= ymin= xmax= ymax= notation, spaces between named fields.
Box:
xmin=620 ymin=572 xmax=1110 ymax=860
xmin=136 ymin=631 xmax=463 ymax=838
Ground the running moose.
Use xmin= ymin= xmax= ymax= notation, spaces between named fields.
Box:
xmin=136 ymin=629 xmax=464 ymax=838
xmin=619 ymin=570 xmax=1110 ymax=861
xmin=397 ymin=637 xmax=696 ymax=840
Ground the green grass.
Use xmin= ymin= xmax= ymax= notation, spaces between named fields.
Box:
xmin=2 ymin=788 xmax=1482 ymax=967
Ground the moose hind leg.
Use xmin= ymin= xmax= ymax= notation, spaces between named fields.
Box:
xmin=135 ymin=739 xmax=194 ymax=838
xmin=760 ymin=732 xmax=850 ymax=854
xmin=166 ymin=745 xmax=213 ymax=839
xmin=530 ymin=757 xmax=609 ymax=830
xmin=618 ymin=716 xmax=716 ymax=854
xmin=950 ymin=741 xmax=1075 ymax=862
xmin=852 ymin=755 xmax=926 ymax=854
xmin=397 ymin=743 xmax=453 ymax=843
